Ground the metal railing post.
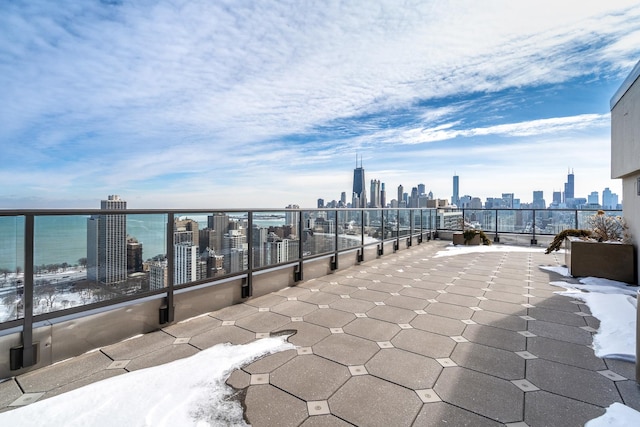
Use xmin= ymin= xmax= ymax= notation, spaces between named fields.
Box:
xmin=331 ymin=209 xmax=339 ymax=270
xmin=494 ymin=210 xmax=500 ymax=242
xmin=531 ymin=209 xmax=537 ymax=245
xmin=243 ymin=212 xmax=254 ymax=297
xmin=160 ymin=213 xmax=175 ymax=324
xmin=295 ymin=209 xmax=304 ymax=282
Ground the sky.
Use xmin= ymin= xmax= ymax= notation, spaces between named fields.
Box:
xmin=1 ymin=0 xmax=640 ymax=209
xmin=0 ymin=245 xmax=638 ymax=426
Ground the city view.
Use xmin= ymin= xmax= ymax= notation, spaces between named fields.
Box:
xmin=0 ymin=160 xmax=622 ymax=323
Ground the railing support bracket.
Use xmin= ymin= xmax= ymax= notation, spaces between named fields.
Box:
xmin=10 ymin=342 xmax=38 ymax=371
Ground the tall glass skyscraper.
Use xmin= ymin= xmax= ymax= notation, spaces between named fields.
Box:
xmin=352 ymin=158 xmax=366 ymax=208
xmin=87 ymin=195 xmax=127 ymax=284
xmin=452 ymin=175 xmax=459 ymax=206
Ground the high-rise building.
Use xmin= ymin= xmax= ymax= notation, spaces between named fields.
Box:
xmin=532 ymin=191 xmax=546 ymax=209
xmin=418 ymin=183 xmax=426 ymax=196
xmin=208 ymin=213 xmax=229 ymax=253
xmin=502 ymin=193 xmax=514 ymax=208
xmin=174 ymin=242 xmax=198 ymax=285
xmin=126 ymin=237 xmax=143 ymax=274
xmin=410 ymin=187 xmax=419 ymax=208
xmin=174 ymin=218 xmax=199 ymax=249
xmin=588 ymin=191 xmax=599 ymax=205
xmin=552 ymin=191 xmax=562 ymax=205
xmin=352 ymin=157 xmax=367 ymax=208
xmin=317 ymin=198 xmax=324 ymax=208
xmin=380 ymin=183 xmax=386 ymax=208
xmin=602 ymin=188 xmax=615 ymax=209
xmin=369 ymin=179 xmax=381 ymax=207
xmin=452 ymin=175 xmax=460 ymax=206
xmin=149 ymin=259 xmax=168 ymax=290
xmin=87 ymin=195 xmax=127 ymax=284
xmin=397 ymin=185 xmax=404 ymax=207
xmin=563 ymin=169 xmax=575 ymax=202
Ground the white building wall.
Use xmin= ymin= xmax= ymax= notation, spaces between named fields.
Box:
xmin=611 ymin=60 xmax=640 ymax=283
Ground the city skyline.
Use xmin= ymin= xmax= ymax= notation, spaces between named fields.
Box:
xmin=2 ymin=1 xmax=639 ymax=209
xmin=319 ymin=164 xmax=621 ymax=210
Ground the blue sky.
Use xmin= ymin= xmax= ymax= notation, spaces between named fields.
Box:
xmin=1 ymin=0 xmax=639 ymax=209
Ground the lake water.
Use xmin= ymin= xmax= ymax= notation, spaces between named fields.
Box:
xmin=0 ymin=214 xmax=285 ymax=271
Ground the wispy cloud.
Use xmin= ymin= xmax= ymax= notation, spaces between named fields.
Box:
xmin=0 ymin=0 xmax=638 ymax=208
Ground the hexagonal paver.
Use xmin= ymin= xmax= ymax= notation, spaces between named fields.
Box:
xmin=244 ymin=384 xmax=308 ymax=427
xmin=384 ymin=294 xmax=429 ymax=311
xmin=434 ymin=367 xmax=523 ymax=423
xmin=329 ymin=297 xmax=376 ymax=313
xmin=366 ymin=304 xmax=417 ymax=324
xmin=281 ymin=321 xmax=331 ymax=347
xmin=526 ymin=359 xmax=622 ymax=407
xmin=413 ymin=401 xmax=503 ymax=426
xmin=436 ymin=292 xmax=481 ymax=307
xmin=243 ymin=349 xmax=297 ymax=374
xmin=298 ymin=291 xmax=341 ymax=305
xmin=478 ymin=299 xmax=527 ymax=316
xmin=270 ymin=300 xmax=319 ymax=317
xmin=189 ymin=325 xmax=255 ymax=349
xmin=162 ymin=315 xmax=222 ymax=338
xmin=450 ymin=342 xmax=525 ymax=380
xmin=125 ymin=343 xmax=200 ymax=371
xmin=527 ymin=307 xmax=588 ymax=327
xmin=101 ymin=330 xmax=175 ymax=360
xmin=210 ymin=303 xmax=258 ymax=321
xmin=365 ymin=348 xmax=442 ymax=389
xmin=410 ymin=313 xmax=466 ymax=336
xmin=343 ymin=317 xmax=401 ymax=342
xmin=270 ymin=355 xmax=350 ymax=401
xmin=526 ymin=320 xmax=592 ymax=346
xmin=304 ymin=308 xmax=355 ymax=328
xmin=524 ymin=390 xmax=605 ymax=427
xmin=426 ymin=302 xmax=474 ymax=320
xmin=245 ymin=293 xmax=287 ymax=308
xmin=234 ymin=311 xmax=291 ymax=333
xmin=526 ymin=337 xmax=606 ymax=371
xmin=471 ymin=310 xmax=527 ymax=331
xmin=462 ymin=324 xmax=526 ymax=352
xmin=299 ymin=415 xmax=353 ymax=426
xmin=329 ymin=376 xmax=422 ymax=427
xmin=313 ymin=334 xmax=380 ymax=366
xmin=391 ymin=329 xmax=456 ymax=359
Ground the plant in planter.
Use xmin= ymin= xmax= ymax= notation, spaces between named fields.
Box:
xmin=545 ymin=211 xmax=635 ymax=283
xmin=462 ymin=229 xmax=491 ymax=246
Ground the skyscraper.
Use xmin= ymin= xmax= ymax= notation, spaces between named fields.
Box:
xmin=87 ymin=195 xmax=127 ymax=284
xmin=532 ymin=191 xmax=546 ymax=209
xmin=380 ymin=183 xmax=386 ymax=208
xmin=418 ymin=183 xmax=426 ymax=196
xmin=563 ymin=169 xmax=575 ymax=202
xmin=397 ymin=185 xmax=404 ymax=207
xmin=352 ymin=157 xmax=366 ymax=208
xmin=452 ymin=175 xmax=460 ymax=206
xmin=369 ymin=179 xmax=381 ymax=207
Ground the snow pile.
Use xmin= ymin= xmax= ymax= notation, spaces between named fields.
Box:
xmin=586 ymin=402 xmax=640 ymax=426
xmin=0 ymin=336 xmax=294 ymax=427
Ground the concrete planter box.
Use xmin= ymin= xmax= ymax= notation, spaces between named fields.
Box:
xmin=453 ymin=232 xmax=481 ymax=246
xmin=565 ymin=237 xmax=636 ymax=283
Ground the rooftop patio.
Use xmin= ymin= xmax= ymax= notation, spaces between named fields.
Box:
xmin=1 ymin=240 xmax=638 ymax=426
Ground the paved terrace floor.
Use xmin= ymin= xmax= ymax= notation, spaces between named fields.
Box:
xmin=1 ymin=241 xmax=639 ymax=426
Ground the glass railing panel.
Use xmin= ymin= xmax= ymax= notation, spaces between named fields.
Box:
xmin=464 ymin=209 xmax=495 ymax=232
xmin=0 ymin=215 xmax=24 ymax=322
xmin=435 ymin=209 xmax=462 ymax=231
xmin=421 ymin=209 xmax=434 ymax=233
xmin=397 ymin=209 xmax=411 ymax=237
xmin=576 ymin=209 xmax=623 ymax=230
xmin=252 ymin=211 xmax=300 ymax=269
xmin=128 ymin=213 xmax=167 ymax=290
xmin=410 ymin=209 xmax=421 ymax=236
xmin=302 ymin=210 xmax=336 ymax=257
xmin=32 ymin=213 xmax=167 ymax=316
xmin=337 ymin=210 xmax=362 ymax=250
xmin=534 ymin=210 xmax=573 ymax=235
xmin=196 ymin=211 xmax=249 ymax=275
xmin=364 ymin=209 xmax=383 ymax=245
